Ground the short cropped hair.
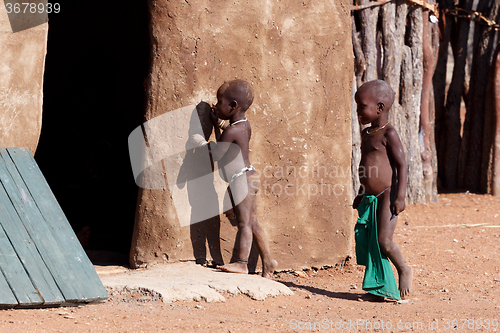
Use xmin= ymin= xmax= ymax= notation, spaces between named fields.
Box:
xmin=219 ymin=79 xmax=254 ymax=111
xmin=358 ymin=80 xmax=395 ymax=111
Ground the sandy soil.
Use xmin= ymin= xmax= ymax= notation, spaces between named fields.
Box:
xmin=1 ymin=192 xmax=500 ymax=332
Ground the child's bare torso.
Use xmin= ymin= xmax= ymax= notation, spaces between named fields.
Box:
xmin=359 ymin=127 xmax=395 ymax=196
xmin=218 ymin=122 xmax=253 ymax=181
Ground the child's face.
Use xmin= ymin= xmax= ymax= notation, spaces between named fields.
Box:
xmin=355 ymin=89 xmax=379 ymax=125
xmin=214 ymin=90 xmax=233 ymax=120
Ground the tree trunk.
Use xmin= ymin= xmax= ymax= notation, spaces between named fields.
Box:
xmin=429 ymin=21 xmax=440 ymax=202
xmin=482 ymin=47 xmax=497 ymax=194
xmin=420 ymin=9 xmax=438 ymax=203
xmin=442 ymin=0 xmax=473 ymax=189
xmin=352 ymin=16 xmax=366 ymax=88
xmin=493 ymin=47 xmax=500 ymax=196
xmin=405 ymin=5 xmax=425 ymax=204
xmin=359 ymin=0 xmax=380 ymax=81
xmin=433 ymin=6 xmax=452 ymax=191
xmin=351 ymin=73 xmax=362 ymax=199
xmin=460 ymin=0 xmax=500 ymax=192
xmin=381 ymin=1 xmax=396 ymax=87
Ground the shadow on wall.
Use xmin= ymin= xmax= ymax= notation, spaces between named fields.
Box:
xmin=180 ymin=103 xmax=259 ymax=271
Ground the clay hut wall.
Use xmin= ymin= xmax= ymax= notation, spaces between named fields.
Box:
xmin=130 ymin=0 xmax=354 ymax=270
xmin=0 ymin=5 xmax=48 ymax=153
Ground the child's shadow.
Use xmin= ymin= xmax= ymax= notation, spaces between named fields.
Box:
xmin=281 ymin=281 xmax=363 ymax=302
xmin=178 ymin=102 xmax=258 ymax=270
xmin=176 ymin=101 xmax=223 ymax=266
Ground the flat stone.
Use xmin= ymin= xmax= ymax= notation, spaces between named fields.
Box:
xmin=98 ymin=261 xmax=293 ymax=303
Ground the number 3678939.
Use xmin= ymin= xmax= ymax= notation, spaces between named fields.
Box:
xmin=5 ymin=3 xmax=60 ymax=14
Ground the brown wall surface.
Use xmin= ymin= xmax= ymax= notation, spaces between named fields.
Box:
xmin=0 ymin=3 xmax=48 ymax=153
xmin=131 ymin=0 xmax=353 ymax=270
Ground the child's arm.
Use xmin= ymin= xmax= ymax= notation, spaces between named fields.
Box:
xmin=352 ymin=187 xmax=364 ymax=209
xmin=386 ymin=127 xmax=407 ymax=215
xmin=190 ymin=128 xmax=239 ymax=162
xmin=208 ymin=128 xmax=239 ymax=161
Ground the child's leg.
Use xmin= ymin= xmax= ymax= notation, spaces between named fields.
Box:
xmin=217 ymin=174 xmax=277 ymax=278
xmin=377 ymin=190 xmax=413 ymax=298
xmin=250 ymin=220 xmax=278 ymax=278
xmin=223 ymin=186 xmax=236 ymax=219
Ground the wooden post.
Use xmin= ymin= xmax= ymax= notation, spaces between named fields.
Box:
xmin=442 ymin=0 xmax=473 ymax=190
xmin=433 ymin=5 xmax=452 ymax=191
xmin=493 ymin=47 xmax=500 ymax=196
xmin=359 ymin=0 xmax=380 ymax=82
xmin=420 ymin=9 xmax=438 ymax=202
xmin=460 ymin=0 xmax=500 ymax=192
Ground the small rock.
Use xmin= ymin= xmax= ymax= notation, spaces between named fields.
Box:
xmin=294 ymin=271 xmax=308 ymax=278
xmin=396 ymin=299 xmax=412 ymax=304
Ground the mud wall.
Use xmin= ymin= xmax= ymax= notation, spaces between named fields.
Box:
xmin=0 ymin=3 xmax=48 ymax=153
xmin=131 ymin=0 xmax=353 ymax=270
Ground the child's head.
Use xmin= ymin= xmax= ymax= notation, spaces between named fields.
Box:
xmin=215 ymin=79 xmax=254 ymax=119
xmin=355 ymin=80 xmax=395 ymax=124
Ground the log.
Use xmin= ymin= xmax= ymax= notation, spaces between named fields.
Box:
xmin=443 ymin=0 xmax=473 ymax=189
xmin=359 ymin=0 xmax=380 ymax=81
xmin=493 ymin=47 xmax=500 ymax=196
xmin=420 ymin=9 xmax=438 ymax=203
xmin=482 ymin=48 xmax=496 ymax=194
xmin=406 ymin=4 xmax=425 ymax=204
xmin=460 ymin=0 xmax=500 ymax=191
xmin=352 ymin=15 xmax=366 ymax=87
xmin=351 ymin=73 xmax=362 ymax=199
xmin=394 ymin=0 xmax=409 ymax=102
xmin=433 ymin=5 xmax=452 ymax=190
xmin=430 ymin=21 xmax=440 ymax=202
xmin=381 ymin=1 xmax=397 ymax=87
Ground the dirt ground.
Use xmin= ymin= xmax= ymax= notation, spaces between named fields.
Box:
xmin=1 ymin=192 xmax=500 ymax=332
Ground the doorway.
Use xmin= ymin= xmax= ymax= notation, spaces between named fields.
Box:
xmin=35 ymin=2 xmax=149 ymax=263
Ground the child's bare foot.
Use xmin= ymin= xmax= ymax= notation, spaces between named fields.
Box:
xmin=217 ymin=261 xmax=248 ymax=274
xmin=399 ymin=266 xmax=413 ymax=298
xmin=262 ymin=259 xmax=278 ymax=279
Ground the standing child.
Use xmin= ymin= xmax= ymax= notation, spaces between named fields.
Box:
xmin=353 ymin=79 xmax=413 ymax=300
xmin=192 ymin=79 xmax=278 ymax=278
